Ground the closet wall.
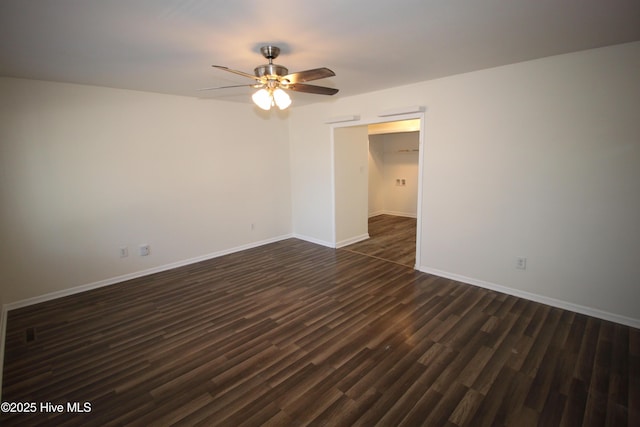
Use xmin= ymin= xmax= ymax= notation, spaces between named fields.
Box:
xmin=368 ymin=131 xmax=419 ymax=217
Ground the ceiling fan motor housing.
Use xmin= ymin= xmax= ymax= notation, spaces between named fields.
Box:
xmin=254 ymin=63 xmax=289 ymax=78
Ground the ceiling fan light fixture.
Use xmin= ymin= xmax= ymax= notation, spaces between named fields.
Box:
xmin=273 ymin=88 xmax=291 ymax=110
xmin=206 ymin=45 xmax=338 ymax=107
xmin=252 ymin=88 xmax=272 ymax=110
xmin=252 ymin=86 xmax=292 ymax=111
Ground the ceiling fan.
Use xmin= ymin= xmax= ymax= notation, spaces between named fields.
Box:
xmin=199 ymin=46 xmax=338 ymax=110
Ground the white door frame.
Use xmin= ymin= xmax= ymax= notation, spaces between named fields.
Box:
xmin=330 ymin=112 xmax=425 ymax=269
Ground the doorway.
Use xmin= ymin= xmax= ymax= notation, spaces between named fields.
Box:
xmin=332 ymin=115 xmax=424 ymax=269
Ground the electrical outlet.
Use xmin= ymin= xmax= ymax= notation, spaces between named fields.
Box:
xmin=119 ymin=247 xmax=129 ymax=258
xmin=516 ymin=257 xmax=527 ymax=270
xmin=139 ymin=244 xmax=151 ymax=256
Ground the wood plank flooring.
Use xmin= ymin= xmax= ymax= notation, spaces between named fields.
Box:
xmin=343 ymin=214 xmax=417 ymax=267
xmin=1 ymin=238 xmax=638 ymax=426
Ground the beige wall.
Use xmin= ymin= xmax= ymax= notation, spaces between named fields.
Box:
xmin=0 ymin=78 xmax=291 ymax=305
xmin=368 ymin=137 xmax=385 ymax=216
xmin=334 ymin=126 xmax=369 ymax=246
xmin=289 ymin=42 xmax=640 ymax=324
xmin=1 ymin=41 xmax=638 ymax=327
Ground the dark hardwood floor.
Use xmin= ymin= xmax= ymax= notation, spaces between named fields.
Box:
xmin=343 ymin=214 xmax=417 ymax=267
xmin=1 ymin=238 xmax=638 ymax=426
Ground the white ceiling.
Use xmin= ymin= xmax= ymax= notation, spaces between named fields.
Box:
xmin=1 ymin=0 xmax=639 ymax=107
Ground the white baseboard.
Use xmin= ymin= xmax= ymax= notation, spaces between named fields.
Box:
xmin=369 ymin=210 xmax=417 ymax=219
xmin=292 ymin=233 xmax=334 ymax=248
xmin=5 ymin=234 xmax=294 ymax=312
xmin=3 ymin=239 xmax=637 ymax=399
xmin=0 ymin=233 xmax=292 ymax=399
xmin=384 ymin=211 xmax=417 ymax=218
xmin=418 ymin=266 xmax=640 ymax=329
xmin=335 ymin=233 xmax=370 ymax=249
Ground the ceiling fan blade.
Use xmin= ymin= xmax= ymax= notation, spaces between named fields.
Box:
xmin=197 ymin=84 xmax=259 ymax=91
xmin=212 ymin=65 xmax=260 ymax=81
xmin=288 ymin=83 xmax=339 ymax=95
xmin=283 ymin=67 xmax=335 ymax=83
